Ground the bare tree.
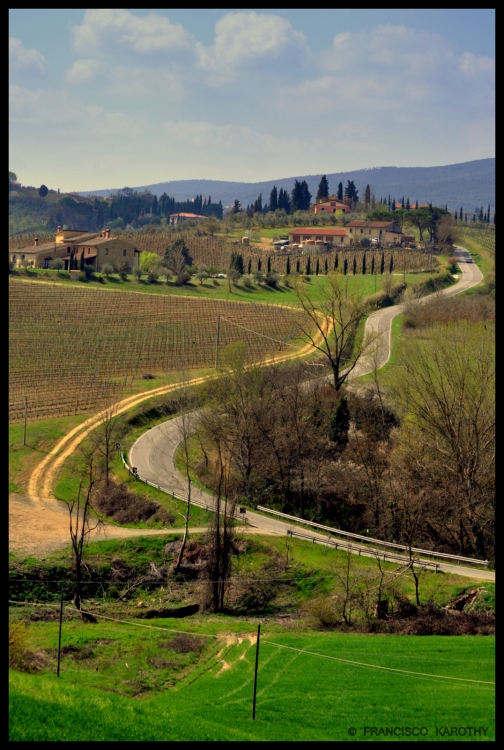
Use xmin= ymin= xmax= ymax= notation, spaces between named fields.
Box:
xmin=293 ymin=274 xmax=378 ymax=391
xmin=87 ymin=403 xmax=124 ymax=487
xmin=202 ymin=443 xmax=237 ymax=612
xmin=64 ymin=446 xmax=103 ymax=616
xmin=172 ymin=387 xmax=197 ymax=575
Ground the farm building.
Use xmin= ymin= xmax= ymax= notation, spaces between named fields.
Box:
xmin=10 ymin=227 xmax=139 ymax=271
xmin=169 ymin=212 xmax=206 ymax=225
xmin=288 ymin=228 xmax=349 ymax=247
xmin=345 ymin=220 xmax=402 ymax=245
xmin=313 ymin=198 xmax=351 ymax=215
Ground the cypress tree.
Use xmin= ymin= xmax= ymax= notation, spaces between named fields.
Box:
xmin=296 ymin=259 xmax=300 ymax=273
xmin=80 ymin=250 xmax=85 ymax=271
xmin=460 ymin=207 xmax=463 ymax=220
xmin=315 ymin=258 xmax=320 ymax=275
xmin=329 ymin=396 xmax=350 ymax=450
xmin=364 ymin=184 xmax=371 ymax=211
xmin=353 ymin=256 xmax=357 ymax=275
xmin=247 ymin=258 xmax=252 ymax=274
xmin=267 ymin=255 xmax=271 ymax=272
xmin=406 ymin=197 xmax=410 ymax=210
xmin=316 ymin=175 xmax=329 ymax=201
xmin=337 ymin=182 xmax=343 ymax=201
xmin=258 ymin=258 xmax=262 ymax=271
xmin=362 ymin=253 xmax=366 ymax=275
xmin=401 ymin=197 xmax=405 ymax=209
xmin=371 ymin=255 xmax=375 ymax=275
xmin=269 ymin=185 xmax=278 ymax=212
xmin=334 ymin=253 xmax=339 ymax=270
xmin=343 ymin=258 xmax=348 ymax=275
xmin=324 ymin=257 xmax=328 ymax=274
xmin=306 ymin=256 xmax=311 ymax=275
xmin=389 ymin=255 xmax=394 ymax=273
xmin=465 ymin=213 xmax=468 ymax=223
xmin=286 ymin=256 xmax=291 ymax=274
xmin=380 ymin=252 xmax=385 ymax=274
xmin=415 ymin=200 xmax=419 ymax=209
xmin=487 ymin=204 xmax=491 ymax=223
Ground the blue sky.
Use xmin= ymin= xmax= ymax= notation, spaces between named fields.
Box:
xmin=9 ymin=9 xmax=495 ymax=192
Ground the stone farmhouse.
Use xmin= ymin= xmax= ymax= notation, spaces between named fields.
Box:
xmin=10 ymin=227 xmax=139 ymax=271
xmin=288 ymin=228 xmax=349 ymax=247
xmin=345 ymin=220 xmax=402 ymax=245
xmin=312 ymin=197 xmax=351 ymax=216
xmin=169 ymin=212 xmax=206 ymax=225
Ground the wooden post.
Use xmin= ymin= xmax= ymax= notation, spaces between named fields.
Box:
xmin=23 ymin=396 xmax=28 ymax=446
xmin=252 ymin=624 xmax=261 ymax=719
xmin=215 ymin=315 xmax=221 ymax=370
xmin=57 ymin=591 xmax=63 ymax=677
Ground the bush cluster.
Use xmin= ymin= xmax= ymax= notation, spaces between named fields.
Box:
xmin=94 ymin=483 xmax=175 ymax=526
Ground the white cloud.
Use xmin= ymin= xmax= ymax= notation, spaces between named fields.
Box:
xmin=9 ymin=84 xmax=44 ymax=115
xmin=197 ymin=11 xmax=307 ymax=84
xmin=70 ymin=9 xmax=194 ymax=57
xmin=65 ymin=58 xmax=104 ymax=84
xmin=9 ymin=37 xmax=48 ymax=72
xmin=278 ymin=24 xmax=494 ymax=114
xmin=162 ymin=119 xmax=304 ymax=154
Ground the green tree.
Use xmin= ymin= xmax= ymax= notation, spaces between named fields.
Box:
xmin=337 ymin=182 xmax=343 ymax=201
xmin=80 ymin=250 xmax=85 ymax=271
xmin=306 ymin=256 xmax=311 ymax=275
xmin=296 ymin=259 xmax=300 ymax=273
xmin=329 ymin=396 xmax=350 ymax=451
xmin=352 ymin=256 xmax=357 ymax=275
xmin=317 ymin=175 xmax=329 ymax=201
xmin=231 ymin=199 xmax=242 ymax=214
xmin=371 ymin=255 xmax=375 ymax=275
xmin=38 ymin=184 xmax=48 ymax=198
xmin=247 ymin=258 xmax=252 ymax=274
xmin=286 ymin=256 xmax=291 ymax=275
xmin=9 ymin=171 xmax=17 ymax=181
xmin=380 ymin=252 xmax=385 ymax=274
xmin=269 ymin=185 xmax=278 ymax=212
xmin=315 ymin=258 xmax=320 ymax=275
xmin=406 ymin=197 xmax=410 ymax=211
xmin=334 ymin=254 xmax=339 ymax=271
xmin=389 ymin=255 xmax=394 ymax=273
xmin=344 ymin=180 xmax=359 ymax=208
xmin=267 ymin=255 xmax=271 ymax=273
xmin=343 ymin=258 xmax=348 ymax=275
xmin=364 ymin=184 xmax=371 ymax=211
xmin=362 ymin=254 xmax=366 ymax=275
xmin=324 ymin=257 xmax=328 ymax=274
xmin=139 ymin=251 xmax=160 ymax=273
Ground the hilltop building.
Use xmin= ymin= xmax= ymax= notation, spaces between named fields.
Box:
xmin=169 ymin=212 xmax=206 ymax=225
xmin=10 ymin=227 xmax=139 ymax=271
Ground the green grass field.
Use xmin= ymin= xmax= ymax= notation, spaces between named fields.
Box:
xmin=10 ymin=626 xmax=495 ymax=741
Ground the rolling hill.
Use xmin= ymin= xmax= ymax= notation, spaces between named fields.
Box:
xmin=79 ymin=158 xmax=494 ymax=213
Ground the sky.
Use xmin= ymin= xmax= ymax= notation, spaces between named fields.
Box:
xmin=9 ymin=9 xmax=495 ymax=193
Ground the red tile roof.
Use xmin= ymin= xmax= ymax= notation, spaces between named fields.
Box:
xmin=346 ymin=220 xmax=396 ymax=228
xmin=289 ymin=228 xmax=347 ymax=236
xmin=169 ymin=212 xmax=206 ymax=219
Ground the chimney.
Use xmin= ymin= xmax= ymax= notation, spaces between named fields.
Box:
xmin=34 ymin=237 xmax=39 ymax=246
xmin=105 ymin=228 xmax=110 ymax=239
xmin=57 ymin=225 xmax=61 ymax=232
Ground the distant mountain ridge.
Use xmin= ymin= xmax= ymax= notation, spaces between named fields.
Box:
xmin=78 ymin=158 xmax=495 ymax=214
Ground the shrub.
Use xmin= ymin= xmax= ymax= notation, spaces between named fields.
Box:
xmin=101 ymin=263 xmax=114 ymax=278
xmin=83 ymin=264 xmax=95 ymax=280
xmin=176 ymin=270 xmax=191 ymax=286
xmin=304 ymin=597 xmax=339 ymax=629
xmin=264 ymin=271 xmax=279 ymax=288
xmin=94 ymin=483 xmax=175 ymax=525
xmin=9 ymin=621 xmax=38 ymax=672
xmin=49 ymin=258 xmax=64 ymax=271
xmin=133 ymin=266 xmax=143 ymax=282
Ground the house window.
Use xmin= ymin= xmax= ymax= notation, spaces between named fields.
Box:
xmin=67 ymin=247 xmax=71 ymax=252
xmin=43 ymin=257 xmax=52 ymax=269
xmin=340 ymin=237 xmax=343 ymax=243
xmin=360 ymin=229 xmax=363 ymax=234
xmin=123 ymin=249 xmax=127 ymax=256
xmin=12 ymin=255 xmax=17 ymax=263
xmin=88 ymin=248 xmax=90 ymax=254
xmin=105 ymin=248 xmax=108 ymax=255
xmin=21 ymin=255 xmax=25 ymax=260
xmin=349 ymin=229 xmax=353 ymax=233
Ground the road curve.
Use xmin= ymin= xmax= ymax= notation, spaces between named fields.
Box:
xmin=131 ymin=251 xmax=493 ymax=580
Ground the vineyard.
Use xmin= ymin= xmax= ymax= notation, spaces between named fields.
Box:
xmin=9 ymin=280 xmax=305 ymax=423
xmin=10 ymin=229 xmax=436 ymax=276
xmin=458 ymin=226 xmax=495 ymax=257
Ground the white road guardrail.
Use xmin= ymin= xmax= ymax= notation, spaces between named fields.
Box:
xmin=257 ymin=506 xmax=489 ymax=568
xmin=120 ymin=452 xmax=247 ymax=520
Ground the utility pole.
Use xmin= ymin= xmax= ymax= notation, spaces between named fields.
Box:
xmin=23 ymin=396 xmax=28 ymax=446
xmin=252 ymin=623 xmax=261 ymax=719
xmin=57 ymin=591 xmax=63 ymax=677
xmin=215 ymin=315 xmax=221 ymax=370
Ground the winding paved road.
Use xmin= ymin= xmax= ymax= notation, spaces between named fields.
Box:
xmin=131 ymin=250 xmax=494 ymax=581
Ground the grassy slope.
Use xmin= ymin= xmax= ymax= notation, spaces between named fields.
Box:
xmin=10 ymin=630 xmax=495 ymax=741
